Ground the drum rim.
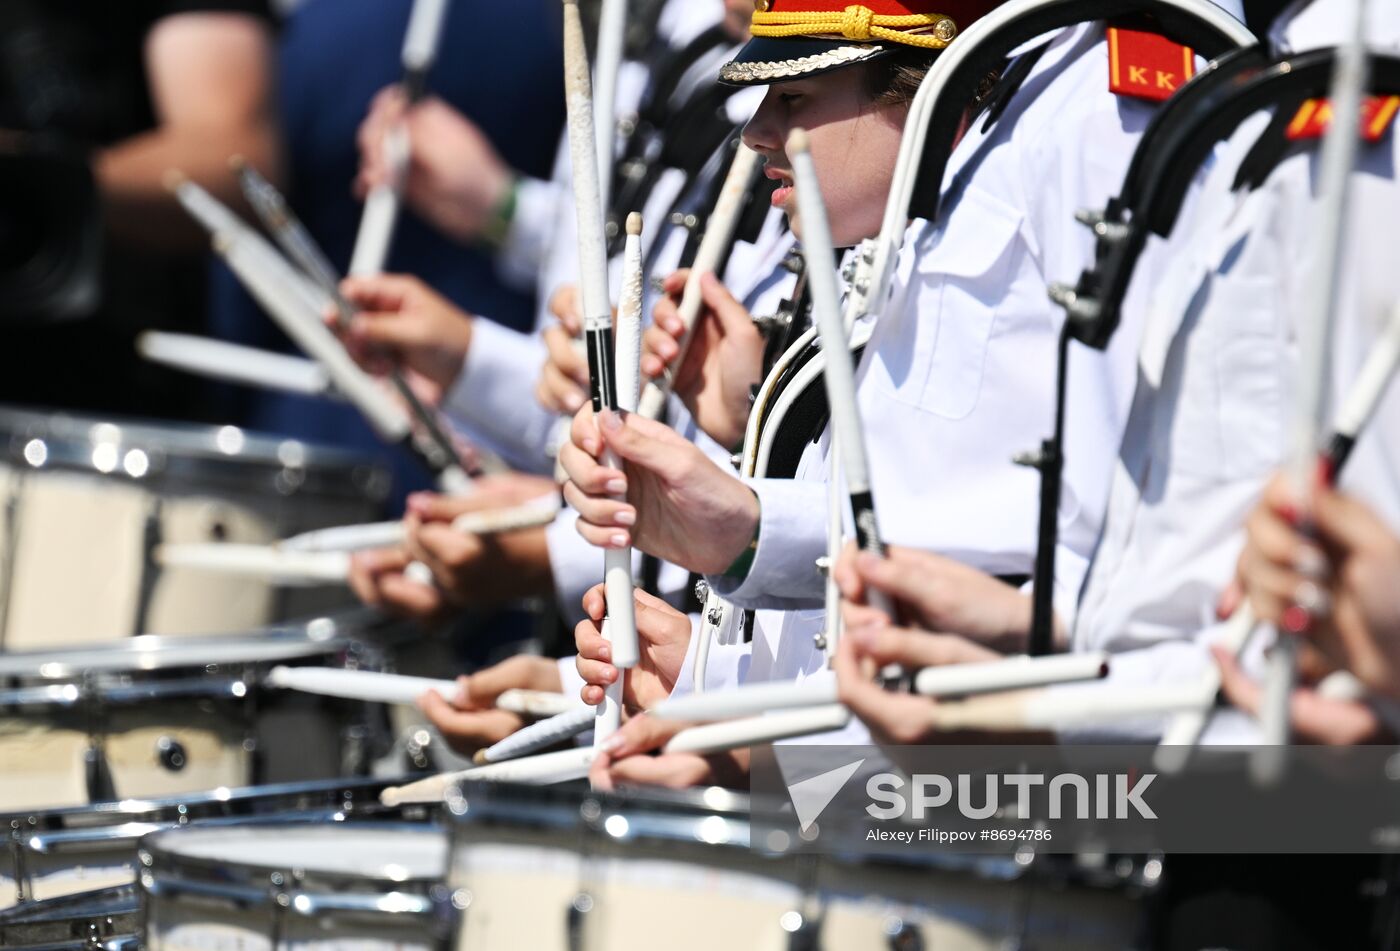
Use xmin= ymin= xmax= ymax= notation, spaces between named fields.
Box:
xmin=0 ymin=884 xmax=139 ymax=927
xmin=0 ymin=406 xmax=378 ymax=474
xmin=0 ymin=623 xmax=349 ymax=680
xmin=444 ymin=781 xmax=1158 ymax=892
xmin=0 ymin=775 xmax=405 ymax=827
xmin=138 ymin=820 xmax=448 ymax=909
xmin=446 ymin=780 xmax=757 ymax=852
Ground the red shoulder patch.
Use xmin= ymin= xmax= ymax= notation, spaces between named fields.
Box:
xmin=1107 ymin=27 xmax=1195 ymax=103
xmin=1286 ymin=96 xmax=1400 ymax=143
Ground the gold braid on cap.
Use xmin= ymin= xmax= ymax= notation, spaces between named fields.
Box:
xmin=750 ymin=4 xmax=958 ymax=48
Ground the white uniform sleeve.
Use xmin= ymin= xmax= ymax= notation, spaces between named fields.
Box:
xmin=494 ymin=176 xmax=565 ymax=294
xmin=441 ymin=318 xmax=559 ymax=475
xmin=546 ymin=507 xmax=602 ymax=628
xmin=704 ymin=478 xmax=827 ymax=610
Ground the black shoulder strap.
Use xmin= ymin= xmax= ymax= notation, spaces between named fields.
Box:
xmin=908 ymin=0 xmax=1254 ymax=223
xmin=1064 ymin=48 xmax=1400 ymax=352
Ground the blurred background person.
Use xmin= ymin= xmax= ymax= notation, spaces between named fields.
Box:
xmin=0 ymin=0 xmax=279 ymax=419
xmin=207 ymin=0 xmax=568 ymax=506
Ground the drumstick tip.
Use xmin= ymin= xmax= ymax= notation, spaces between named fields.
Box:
xmin=162 ymin=169 xmax=188 ymax=193
xmin=228 ymin=154 xmax=247 ymax=174
xmin=626 ymin=212 xmax=643 ymax=236
xmin=786 ymin=128 xmax=810 ymax=155
xmin=472 ymin=750 xmax=489 ymax=765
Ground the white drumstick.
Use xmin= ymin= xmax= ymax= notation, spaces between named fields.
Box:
xmin=233 ymin=159 xmax=471 ymax=494
xmin=213 ymin=229 xmax=414 ymax=441
xmin=168 ymin=176 xmax=409 ymax=441
xmin=915 ymin=651 xmax=1109 ymax=697
xmin=351 ymin=0 xmax=452 ymax=276
xmin=154 ymin=543 xmax=350 ymax=585
xmin=350 ymin=179 xmax=404 ymax=278
xmin=1153 ymin=606 xmax=1258 ymax=771
xmin=563 ymin=0 xmax=638 ymax=739
xmin=474 ymin=706 xmax=595 ymax=764
xmin=162 ymin=496 xmax=562 ymax=587
xmin=663 ymin=705 xmax=852 ymax=754
xmin=662 ymin=683 xmax=1212 ymax=755
xmin=267 ymin=666 xmax=457 ymax=704
xmin=789 ymin=129 xmax=897 ymax=630
xmin=593 ymin=214 xmax=647 ymax=745
xmin=138 ymin=332 xmax=335 ymax=398
xmin=278 ymin=521 xmax=407 ymax=553
xmin=166 ymin=170 xmax=245 ymax=235
xmin=637 ymin=145 xmax=762 ymax=420
xmin=593 ymin=0 xmax=626 ymax=212
xmin=401 ymin=0 xmax=450 ymax=83
xmin=278 ymin=494 xmax=561 ymax=554
xmin=379 ymin=747 xmax=597 ymax=805
xmin=1255 ymin=0 xmax=1371 ymax=787
xmin=652 ymin=652 xmax=1110 ymax=721
xmin=265 ymin=665 xmax=574 ymax=717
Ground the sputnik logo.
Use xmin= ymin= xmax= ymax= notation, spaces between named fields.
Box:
xmin=785 ymin=758 xmax=865 ymax=834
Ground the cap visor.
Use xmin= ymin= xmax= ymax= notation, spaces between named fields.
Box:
xmin=719 ymin=36 xmax=890 ymax=86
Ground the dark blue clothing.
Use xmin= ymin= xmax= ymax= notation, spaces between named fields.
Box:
xmin=209 ymin=0 xmax=564 ymax=510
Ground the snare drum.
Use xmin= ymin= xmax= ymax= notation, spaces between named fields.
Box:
xmin=1 ymin=776 xmax=408 ymax=909
xmin=0 ymin=407 xmax=389 ymax=647
xmin=0 ymin=624 xmax=376 ymax=812
xmin=0 ymin=884 xmax=139 ymax=951
xmin=445 ymin=783 xmax=1151 ymax=951
xmin=138 ymin=822 xmax=452 ymax=951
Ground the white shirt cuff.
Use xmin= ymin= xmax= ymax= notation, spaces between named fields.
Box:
xmin=494 ymin=176 xmax=559 ymax=293
xmin=705 ymin=478 xmax=827 ymax=610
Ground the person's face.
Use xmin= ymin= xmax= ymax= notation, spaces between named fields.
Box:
xmin=741 ymin=67 xmax=906 ymax=247
xmin=722 ymin=0 xmax=753 ymax=43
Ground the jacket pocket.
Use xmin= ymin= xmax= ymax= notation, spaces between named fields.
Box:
xmin=876 ymin=185 xmax=1026 ymax=420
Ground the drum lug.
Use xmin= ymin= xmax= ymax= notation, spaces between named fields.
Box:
xmin=882 ymin=916 xmax=924 ymax=951
xmin=779 ymin=909 xmax=821 ymax=951
xmin=156 ymin=736 xmax=188 ymax=772
xmin=84 ymin=742 xmax=116 ymax=803
xmin=131 ymin=501 xmax=165 ymax=636
xmin=566 ymin=892 xmax=594 ymax=951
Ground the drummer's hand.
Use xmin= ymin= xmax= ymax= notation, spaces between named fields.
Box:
xmin=1212 ymin=645 xmax=1392 ymax=745
xmin=355 ymin=87 xmax=514 ymax=245
xmin=834 ymin=542 xmax=1040 ymax=652
xmin=589 ymin=714 xmax=748 ymax=791
xmin=574 ymin=583 xmax=692 ymax=712
xmin=415 ymin=657 xmax=563 ymax=757
xmin=559 ymin=405 xmax=759 ymax=573
xmin=1236 ymin=475 xmax=1400 ymax=699
xmin=642 ymin=270 xmax=763 ymax=449
xmin=536 ymin=285 xmax=597 ymax=414
xmin=548 ymin=283 xmax=584 ymax=336
xmin=403 ymin=517 xmax=553 ymax=607
xmin=406 ymin=472 xmax=559 ymax=521
xmin=348 ymin=547 xmax=447 ymax=619
xmin=832 ymin=623 xmax=1000 ymax=746
xmin=336 ymin=274 xmax=474 ymax=404
xmin=537 ymin=326 xmax=590 ymax=415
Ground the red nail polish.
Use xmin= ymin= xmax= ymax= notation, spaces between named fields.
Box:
xmin=1281 ymin=605 xmax=1312 ymax=635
